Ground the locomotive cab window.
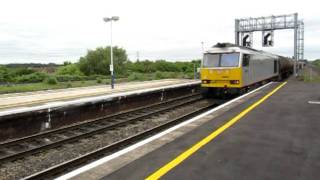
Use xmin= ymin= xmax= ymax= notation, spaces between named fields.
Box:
xmin=242 ymin=54 xmax=250 ymax=67
xmin=203 ymin=54 xmax=220 ymax=67
xmin=203 ymin=53 xmax=239 ymax=67
xmin=220 ymin=53 xmax=239 ymax=67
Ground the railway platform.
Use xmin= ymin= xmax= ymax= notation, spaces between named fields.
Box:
xmin=65 ymin=79 xmax=320 ymax=180
xmin=0 ymin=79 xmax=198 ymax=115
xmin=0 ymin=79 xmax=200 ymax=143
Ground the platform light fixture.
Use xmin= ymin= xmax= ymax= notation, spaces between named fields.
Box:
xmin=103 ymin=16 xmax=119 ymax=89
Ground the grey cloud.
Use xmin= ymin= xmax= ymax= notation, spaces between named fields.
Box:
xmin=130 ymin=47 xmax=202 ymax=61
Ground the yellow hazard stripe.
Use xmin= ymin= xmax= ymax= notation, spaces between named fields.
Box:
xmin=146 ymin=81 xmax=287 ymax=180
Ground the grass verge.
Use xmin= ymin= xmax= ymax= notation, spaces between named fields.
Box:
xmin=0 ymin=72 xmax=195 ymax=94
xmin=298 ymin=65 xmax=320 ymax=82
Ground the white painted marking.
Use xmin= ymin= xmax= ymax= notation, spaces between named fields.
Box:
xmin=0 ymin=81 xmax=200 ymax=117
xmin=45 ymin=102 xmax=65 ymax=106
xmin=56 ymin=82 xmax=274 ymax=180
xmin=308 ymin=101 xmax=320 ymax=104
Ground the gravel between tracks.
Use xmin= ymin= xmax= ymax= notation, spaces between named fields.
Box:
xmin=0 ymin=99 xmax=212 ymax=180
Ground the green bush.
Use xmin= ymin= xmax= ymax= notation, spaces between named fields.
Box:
xmin=0 ymin=66 xmax=11 ymax=83
xmin=54 ymin=75 xmax=106 ymax=82
xmin=55 ymin=75 xmax=84 ymax=82
xmin=312 ymin=60 xmax=320 ymax=68
xmin=128 ymin=72 xmax=149 ymax=81
xmin=153 ymin=71 xmax=182 ymax=79
xmin=44 ymin=76 xmax=58 ymax=85
xmin=154 ymin=71 xmax=164 ymax=79
xmin=14 ymin=68 xmax=35 ymax=76
xmin=56 ymin=64 xmax=83 ymax=76
xmin=96 ymin=77 xmax=102 ymax=84
xmin=16 ymin=72 xmax=48 ymax=83
xmin=66 ymin=81 xmax=72 ymax=88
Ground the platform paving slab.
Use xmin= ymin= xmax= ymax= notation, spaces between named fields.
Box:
xmin=68 ymin=82 xmax=276 ymax=179
xmin=96 ymin=79 xmax=320 ymax=180
xmin=0 ymin=79 xmax=197 ymax=111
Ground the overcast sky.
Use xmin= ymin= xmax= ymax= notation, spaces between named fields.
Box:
xmin=0 ymin=0 xmax=319 ymax=64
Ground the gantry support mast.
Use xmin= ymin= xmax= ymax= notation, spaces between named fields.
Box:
xmin=235 ymin=13 xmax=304 ymax=75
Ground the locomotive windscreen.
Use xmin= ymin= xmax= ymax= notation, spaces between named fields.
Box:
xmin=203 ymin=53 xmax=239 ymax=67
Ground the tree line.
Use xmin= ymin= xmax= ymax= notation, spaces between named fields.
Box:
xmin=0 ymin=46 xmax=200 ymax=84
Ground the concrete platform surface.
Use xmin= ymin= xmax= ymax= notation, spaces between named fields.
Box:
xmin=0 ymin=79 xmax=197 ymax=111
xmin=72 ymin=79 xmax=320 ymax=180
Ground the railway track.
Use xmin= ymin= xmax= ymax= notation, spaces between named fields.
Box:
xmin=0 ymin=93 xmax=201 ymax=162
xmin=0 ymin=93 xmax=221 ymax=179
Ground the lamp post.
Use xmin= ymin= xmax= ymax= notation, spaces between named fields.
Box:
xmin=201 ymin=41 xmax=204 ymax=53
xmin=103 ymin=16 xmax=119 ymax=89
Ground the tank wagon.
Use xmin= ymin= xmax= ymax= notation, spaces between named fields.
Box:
xmin=200 ymin=43 xmax=293 ymax=95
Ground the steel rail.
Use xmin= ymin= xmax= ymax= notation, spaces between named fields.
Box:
xmin=23 ymin=100 xmax=217 ymax=180
xmin=0 ymin=94 xmax=202 ymax=163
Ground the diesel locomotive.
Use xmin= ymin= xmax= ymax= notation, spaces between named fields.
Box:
xmin=200 ymin=43 xmax=293 ymax=96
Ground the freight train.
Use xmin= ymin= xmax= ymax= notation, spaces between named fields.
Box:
xmin=200 ymin=43 xmax=293 ymax=96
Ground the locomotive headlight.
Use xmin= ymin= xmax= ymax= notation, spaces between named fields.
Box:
xmin=230 ymin=80 xmax=240 ymax=84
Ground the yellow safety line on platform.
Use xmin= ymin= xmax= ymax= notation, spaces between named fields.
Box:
xmin=146 ymin=81 xmax=287 ymax=180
